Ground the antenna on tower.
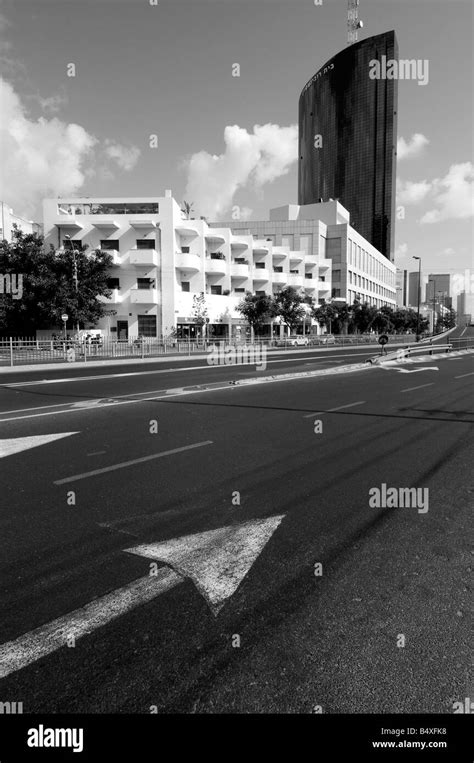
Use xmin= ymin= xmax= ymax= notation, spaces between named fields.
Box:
xmin=347 ymin=0 xmax=364 ymax=45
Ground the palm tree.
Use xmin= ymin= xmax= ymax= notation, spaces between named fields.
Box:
xmin=181 ymin=200 xmax=195 ymax=220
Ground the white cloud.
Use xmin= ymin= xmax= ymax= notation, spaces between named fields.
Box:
xmin=419 ymin=162 xmax=474 ymax=224
xmin=104 ymin=139 xmax=141 ymax=171
xmin=0 ymin=77 xmax=97 ymax=217
xmin=397 ymin=133 xmax=429 ymax=161
xmin=395 ymin=242 xmax=408 ymax=260
xmin=397 ymin=178 xmax=431 ymax=205
xmin=0 ymin=77 xmax=142 ymax=218
xmin=183 ymin=123 xmax=298 ymax=220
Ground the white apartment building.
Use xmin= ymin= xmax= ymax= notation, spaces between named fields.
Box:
xmin=1 ymin=201 xmax=42 ymax=241
xmin=215 ymin=201 xmax=397 ymax=310
xmin=42 ymin=194 xmax=395 ymax=339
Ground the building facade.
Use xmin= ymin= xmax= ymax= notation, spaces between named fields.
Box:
xmin=298 ymin=31 xmax=398 ymax=261
xmin=1 ymin=201 xmax=42 ymax=241
xmin=215 ymin=200 xmax=397 ymax=310
xmin=426 ymin=273 xmax=452 ymax=309
xmin=43 ymin=195 xmax=396 ymax=338
xmin=396 ymin=268 xmax=408 ymax=307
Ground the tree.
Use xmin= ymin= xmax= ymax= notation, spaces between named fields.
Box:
xmin=181 ymin=200 xmax=195 ymax=220
xmin=435 ymin=307 xmax=456 ymax=332
xmin=236 ymin=293 xmax=276 ymax=338
xmin=191 ymin=292 xmax=209 ymax=338
xmin=0 ymin=227 xmax=112 ymax=335
xmin=273 ymin=286 xmax=306 ymax=333
xmin=312 ymin=300 xmax=349 ymax=334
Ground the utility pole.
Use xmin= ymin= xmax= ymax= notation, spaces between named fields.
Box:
xmin=64 ymin=234 xmax=80 ymax=337
xmin=347 ymin=0 xmax=363 ymax=45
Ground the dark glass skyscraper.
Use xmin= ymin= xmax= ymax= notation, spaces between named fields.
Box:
xmin=298 ymin=31 xmax=398 ymax=260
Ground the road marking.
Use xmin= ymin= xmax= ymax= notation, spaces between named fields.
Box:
xmin=303 ymin=401 xmax=366 ymax=418
xmin=0 ymin=568 xmax=183 ymax=679
xmin=0 ymin=515 xmax=284 ymax=678
xmin=126 ymin=515 xmax=285 ymax=614
xmin=53 ymin=440 xmax=213 ymax=484
xmin=400 ymin=383 xmax=434 ymax=392
xmin=1 ymin=351 xmax=375 ymax=388
xmin=87 ymin=450 xmax=107 ymax=456
xmin=455 ymin=371 xmax=474 ymax=379
xmin=0 ymin=432 xmax=78 ymax=459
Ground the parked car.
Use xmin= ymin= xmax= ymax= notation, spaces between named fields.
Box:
xmin=319 ymin=335 xmax=336 ymax=345
xmin=288 ymin=335 xmax=309 ymax=346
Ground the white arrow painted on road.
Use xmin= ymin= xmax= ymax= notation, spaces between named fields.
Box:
xmin=0 ymin=516 xmax=284 ymax=679
xmin=125 ymin=515 xmax=285 ymax=615
xmin=0 ymin=432 xmax=79 ymax=459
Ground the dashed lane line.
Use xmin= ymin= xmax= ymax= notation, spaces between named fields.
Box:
xmin=53 ymin=440 xmax=213 ymax=485
xmin=302 ymin=400 xmax=366 ymax=418
xmin=400 ymin=383 xmax=435 ymax=393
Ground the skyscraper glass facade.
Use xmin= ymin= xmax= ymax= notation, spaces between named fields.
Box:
xmin=298 ymin=31 xmax=398 ymax=261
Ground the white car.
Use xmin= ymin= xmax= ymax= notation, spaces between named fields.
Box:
xmin=288 ymin=335 xmax=309 ymax=346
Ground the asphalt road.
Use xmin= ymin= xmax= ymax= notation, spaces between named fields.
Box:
xmin=0 ymin=347 xmax=472 ymax=713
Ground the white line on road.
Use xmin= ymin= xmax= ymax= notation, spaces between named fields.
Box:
xmin=53 ymin=440 xmax=213 ymax=485
xmin=400 ymin=383 xmax=434 ymax=393
xmin=0 ymin=568 xmax=183 ymax=679
xmin=455 ymin=371 xmax=474 ymax=379
xmin=303 ymin=401 xmax=366 ymax=418
xmin=1 ymin=351 xmax=374 ymax=388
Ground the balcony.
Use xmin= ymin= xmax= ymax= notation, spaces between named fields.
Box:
xmin=230 ymin=262 xmax=249 ymax=277
xmin=253 ymin=269 xmax=270 ymax=282
xmin=230 ymin=239 xmax=249 ymax=251
xmin=317 ymin=280 xmax=331 ymax=289
xmin=92 ymin=220 xmax=120 ymax=233
xmin=253 ymin=243 xmax=269 ymax=255
xmin=288 ymin=274 xmax=304 ymax=286
xmin=272 ymin=272 xmax=288 ymax=284
xmin=129 ymin=220 xmax=158 ymax=230
xmin=102 ymin=249 xmax=121 ymax=266
xmin=128 ymin=249 xmax=159 ymax=266
xmin=55 ymin=220 xmax=84 ymax=233
xmin=175 ymin=252 xmax=201 ymax=272
xmin=130 ymin=288 xmax=159 ymax=304
xmin=289 ymin=251 xmax=304 ymax=264
xmin=205 ymin=257 xmax=227 ymax=275
xmin=100 ymin=289 xmax=122 ymax=304
xmin=205 ymin=233 xmax=226 ymax=245
xmin=176 ymin=225 xmax=199 ymax=239
xmin=272 ymin=248 xmax=289 ymax=261
xmin=304 ymin=256 xmax=318 ymax=267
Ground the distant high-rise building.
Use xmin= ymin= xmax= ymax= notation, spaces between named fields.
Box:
xmin=298 ymin=30 xmax=398 ymax=261
xmin=426 ymin=274 xmax=452 ymax=308
xmin=396 ymin=268 xmax=408 ymax=307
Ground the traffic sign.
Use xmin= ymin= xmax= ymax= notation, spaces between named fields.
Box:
xmin=61 ymin=313 xmax=68 ymax=322
xmin=378 ymin=334 xmax=389 ymax=345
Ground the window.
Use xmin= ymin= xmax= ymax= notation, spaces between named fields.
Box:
xmin=234 ymin=287 xmax=245 ymax=293
xmin=305 ymin=273 xmax=313 ymax=279
xmin=137 ymin=277 xmax=155 ymax=289
xmin=106 ymin=277 xmax=120 ymax=289
xmin=210 ymin=252 xmax=225 ymax=260
xmin=100 ymin=239 xmax=120 ymax=251
xmin=273 ymin=266 xmax=283 ymax=273
xmin=282 ymin=235 xmax=294 ymax=249
xmin=181 ymin=282 xmax=190 ymax=292
xmin=290 ymin=269 xmax=299 ymax=274
xmin=181 ymin=246 xmax=190 ymax=254
xmin=234 ymin=257 xmax=247 ymax=264
xmin=255 ymin=262 xmax=266 ymax=269
xmin=319 ymin=275 xmax=325 ymax=282
xmin=210 ymin=285 xmax=222 ymax=295
xmin=137 ymin=315 xmax=157 ymax=337
xmin=62 ymin=239 xmax=79 ymax=250
xmin=136 ymin=239 xmax=155 ymax=249
xmin=256 ymin=290 xmax=266 ymax=296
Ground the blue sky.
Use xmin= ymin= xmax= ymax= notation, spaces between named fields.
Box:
xmin=0 ymin=0 xmax=472 ymax=279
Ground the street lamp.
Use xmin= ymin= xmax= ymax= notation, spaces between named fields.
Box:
xmin=413 ymin=256 xmax=421 ymax=341
xmin=64 ymin=234 xmax=80 ymax=337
